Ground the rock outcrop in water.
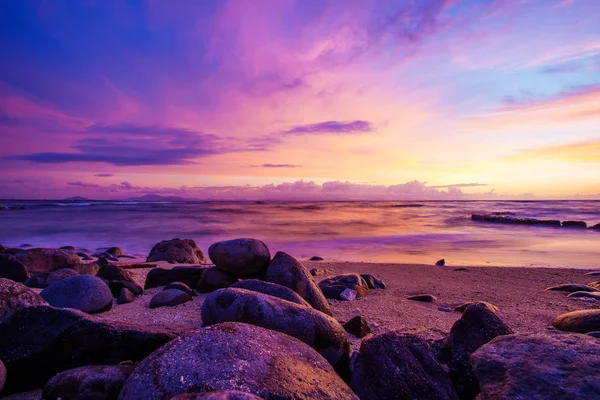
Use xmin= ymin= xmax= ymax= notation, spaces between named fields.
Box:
xmin=471 ymin=214 xmax=561 ymax=226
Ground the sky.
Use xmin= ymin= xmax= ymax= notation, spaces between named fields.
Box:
xmin=1 ymin=0 xmax=599 ymax=200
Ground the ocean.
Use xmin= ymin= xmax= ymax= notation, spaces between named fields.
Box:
xmin=0 ymin=200 xmax=598 ymax=268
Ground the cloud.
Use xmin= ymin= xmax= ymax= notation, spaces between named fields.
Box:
xmin=282 ymin=120 xmax=375 ymax=136
xmin=67 ymin=181 xmax=99 ymax=188
xmin=94 ymin=173 xmax=114 ymax=177
xmin=498 ymin=83 xmax=600 ymax=112
xmin=250 ymin=163 xmax=302 ymax=168
xmin=510 ymin=138 xmax=600 ymax=163
xmin=428 ymin=183 xmax=488 ymax=189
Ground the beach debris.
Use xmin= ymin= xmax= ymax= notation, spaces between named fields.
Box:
xmin=545 ymin=284 xmax=597 ymax=293
xmin=24 ymin=268 xmax=78 ymax=288
xmin=42 ymin=364 xmax=134 ymax=400
xmin=0 ymin=278 xmax=47 ymax=321
xmin=0 ymin=253 xmax=29 ymax=282
xmin=118 ymin=322 xmax=357 ymax=400
xmin=561 ymin=220 xmax=587 ymax=228
xmin=0 ymin=306 xmax=175 ymax=395
xmin=265 ymin=251 xmax=332 ymax=316
xmin=144 ymin=266 xmax=204 ymax=289
xmin=15 ymin=248 xmax=81 ymax=274
xmin=472 ymin=333 xmax=600 ymax=399
xmin=340 ymin=288 xmax=358 ymax=301
xmin=209 ymin=238 xmax=271 ymax=277
xmin=453 ymin=301 xmax=499 ymax=313
xmin=231 ymin=279 xmax=310 ymax=306
xmin=407 ymin=294 xmax=437 ymax=303
xmin=149 ymin=289 xmax=192 ymax=309
xmin=552 ymin=309 xmax=600 ymax=333
xmin=361 ymin=274 xmax=386 ymax=289
xmin=435 ymin=303 xmax=513 ymax=399
xmin=436 ymin=259 xmax=445 ymax=266
xmin=310 ymin=267 xmax=335 ymax=276
xmin=164 ymin=281 xmax=195 ymax=296
xmin=196 ymin=267 xmax=237 ymax=293
xmin=351 ymin=332 xmax=458 ymax=400
xmin=342 ymin=315 xmax=370 ymax=338
xmin=117 ymin=288 xmax=136 ymax=304
xmin=309 ymin=256 xmax=324 ymax=261
xmin=170 ymin=391 xmax=263 ymax=400
xmin=319 ymin=273 xmax=370 ymax=300
xmin=40 ymin=275 xmax=113 ymax=314
xmin=146 ymin=238 xmax=206 ymax=264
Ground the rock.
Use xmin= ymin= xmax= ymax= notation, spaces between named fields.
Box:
xmin=436 ymin=303 xmax=513 ymax=399
xmin=567 ymin=291 xmax=600 ymax=300
xmin=42 ymin=364 xmax=134 ymax=400
xmin=108 ymin=280 xmax=143 ymax=297
xmin=105 ymin=246 xmax=124 ymax=256
xmin=97 ymin=264 xmax=135 ymax=283
xmin=408 ymin=294 xmax=437 ymax=302
xmin=208 ymin=238 xmax=271 ymax=276
xmin=471 ymin=333 xmax=600 ymax=399
xmin=98 ymin=255 xmax=119 ymax=265
xmin=149 ymin=289 xmax=192 ymax=309
xmin=588 ymin=331 xmax=600 ymax=338
xmin=76 ymin=251 xmax=89 ymax=257
xmin=0 ymin=278 xmax=47 ymax=321
xmin=351 ymin=332 xmax=458 ymax=400
xmin=147 ymin=238 xmax=206 ymax=264
xmin=59 ymin=246 xmax=76 ymax=251
xmin=545 ymin=284 xmax=597 ymax=292
xmin=196 ymin=267 xmax=238 ymax=293
xmin=0 ymin=306 xmax=175 ymax=394
xmin=0 ymin=253 xmax=29 ymax=282
xmin=319 ymin=273 xmax=370 ymax=300
xmin=590 ymin=223 xmax=600 ymax=230
xmin=170 ymin=392 xmax=263 ymax=400
xmin=119 ymin=263 xmax=157 ymax=269
xmin=164 ymin=281 xmax=195 ymax=296
xmin=552 ymin=309 xmax=600 ymax=333
xmin=436 ymin=259 xmax=445 ymax=266
xmin=231 ymin=279 xmax=310 ymax=306
xmin=340 ymin=288 xmax=357 ymax=301
xmin=471 ymin=214 xmax=561 ymax=226
xmin=584 ymin=270 xmax=600 ymax=276
xmin=454 ymin=268 xmax=468 ymax=272
xmin=69 ymin=262 xmax=100 ymax=275
xmin=438 ymin=306 xmax=452 ymax=312
xmin=342 ymin=316 xmax=370 ymax=338
xmin=360 ymin=274 xmax=386 ymax=289
xmin=265 ymin=251 xmax=332 ymax=316
xmin=587 ymin=281 xmax=600 ymax=290
xmin=40 ymin=275 xmax=114 ymax=314
xmin=0 ymin=359 xmax=5 ymax=393
xmin=118 ymin=322 xmax=358 ymax=400
xmin=201 ymin=288 xmax=350 ymax=370
xmin=310 ymin=268 xmax=335 ymax=276
xmin=453 ymin=301 xmax=499 ymax=313
xmin=1 ymin=247 xmax=25 ymax=255
xmin=309 ymin=256 xmax=324 ymax=261
xmin=24 ymin=268 xmax=78 ymax=288
xmin=562 ymin=220 xmax=587 ymax=228
xmin=118 ymin=288 xmax=136 ymax=304
xmin=144 ymin=266 xmax=204 ymax=289
xmin=15 ymin=248 xmax=81 ymax=274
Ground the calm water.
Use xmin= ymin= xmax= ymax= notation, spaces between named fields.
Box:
xmin=0 ymin=200 xmax=599 ymax=268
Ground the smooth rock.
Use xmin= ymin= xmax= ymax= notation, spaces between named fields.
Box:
xmin=265 ymin=251 xmax=332 ymax=315
xmin=105 ymin=246 xmax=125 ymax=256
xmin=15 ymin=248 xmax=81 ymax=274
xmin=170 ymin=392 xmax=263 ymax=400
xmin=310 ymin=268 xmax=335 ymax=276
xmin=149 ymin=289 xmax=192 ymax=309
xmin=208 ymin=238 xmax=271 ymax=276
xmin=118 ymin=322 xmax=358 ymax=400
xmin=24 ymin=268 xmax=78 ymax=288
xmin=351 ymin=332 xmax=458 ymax=400
xmin=309 ymin=256 xmax=324 ymax=261
xmin=97 ymin=264 xmax=135 ymax=283
xmin=342 ymin=315 xmax=370 ymax=338
xmin=147 ymin=238 xmax=206 ymax=264
xmin=453 ymin=301 xmax=499 ymax=313
xmin=201 ymin=288 xmax=350 ymax=370
xmin=436 ymin=259 xmax=445 ymax=266
xmin=0 ymin=306 xmax=175 ymax=394
xmin=436 ymin=303 xmax=513 ymax=399
xmin=584 ymin=270 xmax=600 ymax=276
xmin=319 ymin=273 xmax=369 ymax=300
xmin=360 ymin=274 xmax=386 ymax=289
xmin=552 ymin=309 xmax=600 ymax=333
xmin=59 ymin=246 xmax=76 ymax=251
xmin=117 ymin=288 xmax=136 ymax=304
xmin=164 ymin=281 xmax=195 ymax=296
xmin=40 ymin=275 xmax=114 ymax=314
xmin=590 ymin=223 xmax=600 ymax=230
xmin=231 ymin=279 xmax=310 ymax=306
xmin=471 ymin=333 xmax=600 ymax=399
xmin=587 ymin=280 xmax=600 ymax=290
xmin=0 ymin=278 xmax=47 ymax=321
xmin=546 ymin=283 xmax=598 ymax=292
xmin=108 ymin=280 xmax=144 ymax=297
xmin=588 ymin=331 xmax=600 ymax=338
xmin=340 ymin=288 xmax=357 ymax=301
xmin=69 ymin=262 xmax=100 ymax=275
xmin=0 ymin=253 xmax=29 ymax=282
xmin=196 ymin=267 xmax=237 ymax=293
xmin=454 ymin=268 xmax=468 ymax=272
xmin=567 ymin=291 xmax=600 ymax=300
xmin=42 ymin=364 xmax=134 ymax=400
xmin=562 ymin=220 xmax=587 ymax=228
xmin=408 ymin=294 xmax=437 ymax=302
xmin=144 ymin=266 xmax=204 ymax=289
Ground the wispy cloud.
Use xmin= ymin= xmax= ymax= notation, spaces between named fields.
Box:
xmin=67 ymin=181 xmax=99 ymax=188
xmin=250 ymin=163 xmax=303 ymax=168
xmin=511 ymin=138 xmax=600 ymax=163
xmin=281 ymin=120 xmax=375 ymax=136
xmin=94 ymin=173 xmax=114 ymax=177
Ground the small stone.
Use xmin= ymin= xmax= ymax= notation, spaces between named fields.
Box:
xmin=340 ymin=288 xmax=357 ymax=301
xmin=309 ymin=256 xmax=324 ymax=261
xmin=196 ymin=267 xmax=237 ymax=293
xmin=567 ymin=291 xmax=600 ymax=300
xmin=342 ymin=316 xmax=370 ymax=338
xmin=552 ymin=309 xmax=600 ymax=333
xmin=453 ymin=301 xmax=499 ymax=313
xmin=585 ymin=271 xmax=600 ymax=276
xmin=436 ymin=259 xmax=445 ymax=266
xmin=453 ymin=268 xmax=468 ymax=272
xmin=105 ymin=246 xmax=124 ymax=256
xmin=149 ymin=289 xmax=192 ymax=309
xmin=310 ymin=268 xmax=334 ymax=276
xmin=42 ymin=364 xmax=134 ymax=400
xmin=562 ymin=220 xmax=587 ymax=228
xmin=546 ymin=284 xmax=597 ymax=293
xmin=360 ymin=274 xmax=386 ymax=289
xmin=408 ymin=294 xmax=437 ymax=302
xmin=118 ymin=288 xmax=136 ymax=304
xmin=438 ymin=306 xmax=452 ymax=312
xmin=164 ymin=281 xmax=195 ymax=296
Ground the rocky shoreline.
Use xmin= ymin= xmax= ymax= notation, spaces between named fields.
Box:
xmin=1 ymin=238 xmax=599 ymax=399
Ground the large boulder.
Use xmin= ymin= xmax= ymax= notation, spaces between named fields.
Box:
xmin=351 ymin=332 xmax=458 ymax=400
xmin=42 ymin=364 xmax=135 ymax=400
xmin=319 ymin=273 xmax=370 ymax=300
xmin=0 ymin=306 xmax=175 ymax=394
xmin=15 ymin=248 xmax=81 ymax=274
xmin=196 ymin=267 xmax=237 ymax=293
xmin=40 ymin=275 xmax=114 ymax=314
xmin=0 ymin=253 xmax=29 ymax=282
xmin=24 ymin=268 xmax=78 ymax=288
xmin=435 ymin=303 xmax=513 ymax=399
xmin=265 ymin=251 xmax=332 ymax=316
xmin=209 ymin=238 xmax=271 ymax=276
xmin=145 ymin=266 xmax=204 ymax=289
xmin=552 ymin=309 xmax=600 ymax=333
xmin=97 ymin=264 xmax=135 ymax=283
xmin=201 ymin=288 xmax=350 ymax=371
xmin=0 ymin=278 xmax=47 ymax=321
xmin=171 ymin=392 xmax=263 ymax=400
xmin=231 ymin=279 xmax=311 ymax=306
xmin=118 ymin=322 xmax=358 ymax=400
xmin=471 ymin=333 xmax=600 ymax=399
xmin=146 ymin=238 xmax=206 ymax=264
xmin=149 ymin=289 xmax=192 ymax=309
